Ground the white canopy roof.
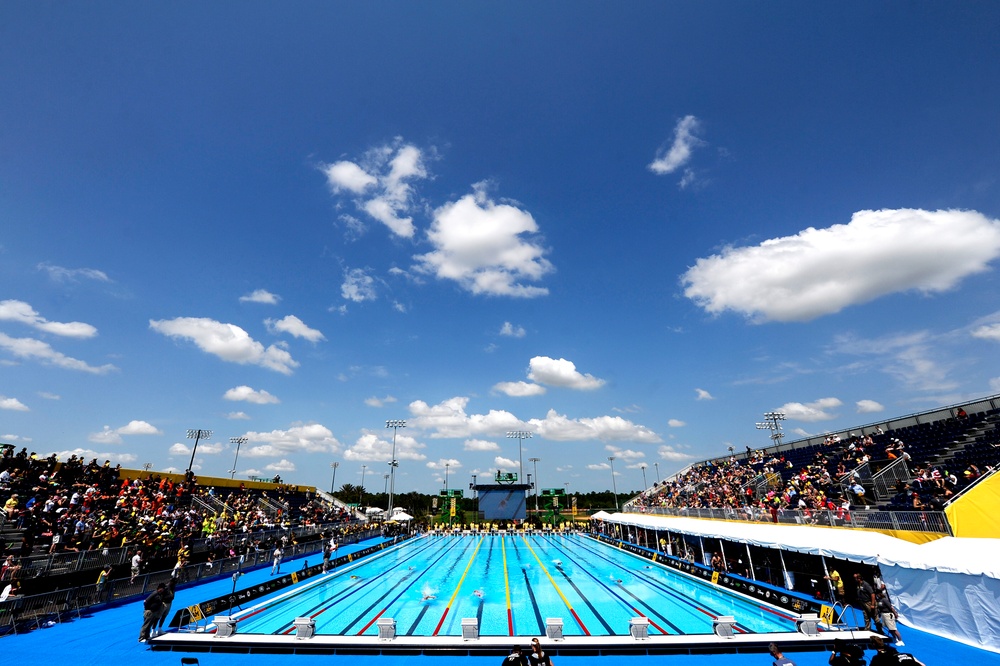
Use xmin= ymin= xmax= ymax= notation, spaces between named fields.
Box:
xmin=605 ymin=512 xmax=1000 ymax=578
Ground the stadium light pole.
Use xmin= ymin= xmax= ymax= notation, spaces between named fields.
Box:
xmin=186 ymin=429 xmax=213 ymax=475
xmin=383 ymin=473 xmax=389 ymax=498
xmin=529 ymin=457 xmax=541 ymax=512
xmin=506 ymin=430 xmax=533 ymax=482
xmin=639 ymin=462 xmax=648 ymax=490
xmin=385 ymin=420 xmax=406 ymax=515
xmin=445 ymin=462 xmax=451 ymax=527
xmin=756 ymin=411 xmax=787 ymax=448
xmin=359 ymin=464 xmax=367 ymax=505
xmin=608 ymin=456 xmax=619 ymax=511
xmin=229 ymin=436 xmax=247 ymax=480
xmin=329 ymin=462 xmax=339 ymax=495
xmin=654 ymin=462 xmax=660 ymax=483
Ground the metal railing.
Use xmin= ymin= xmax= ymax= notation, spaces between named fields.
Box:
xmin=0 ymin=526 xmax=381 ymax=635
xmin=871 ymin=457 xmax=912 ymax=501
xmin=0 ymin=519 xmax=357 ymax=583
xmin=628 ymin=505 xmax=952 ymax=535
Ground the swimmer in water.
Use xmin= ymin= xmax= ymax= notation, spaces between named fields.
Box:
xmin=473 ymin=589 xmax=484 ymax=598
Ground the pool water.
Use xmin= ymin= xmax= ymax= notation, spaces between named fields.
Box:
xmin=232 ymin=533 xmax=796 ymax=638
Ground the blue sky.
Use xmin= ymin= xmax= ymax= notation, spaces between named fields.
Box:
xmin=2 ymin=3 xmax=1000 ymax=496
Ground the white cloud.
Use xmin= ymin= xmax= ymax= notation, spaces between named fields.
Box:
xmin=649 ymin=115 xmax=703 ymax=176
xmin=529 ymin=409 xmax=661 ymax=443
xmin=683 ymin=209 xmax=1000 ymax=322
xmin=266 ymin=459 xmax=296 ymax=472
xmin=776 ymin=397 xmax=843 ymax=422
xmin=495 ymin=456 xmax=518 ymax=469
xmin=0 ymin=332 xmax=116 ymax=374
xmin=322 ymin=141 xmax=427 ymax=238
xmin=239 ymin=289 xmax=281 ymax=304
xmin=0 ymin=396 xmax=29 ymax=411
xmin=364 ymin=395 xmax=398 ymax=408
xmin=587 ymin=462 xmax=611 ymax=471
xmin=224 ymin=385 xmax=280 ymax=404
xmin=831 ymin=331 xmax=957 ymax=393
xmin=49 ymin=448 xmax=135 ymax=464
xmin=265 ymin=315 xmax=325 ymax=342
xmin=990 ymin=377 xmax=1000 ymax=392
xmin=117 ymin=420 xmax=162 ymax=435
xmin=695 ymin=388 xmax=715 ymax=400
xmin=227 ymin=411 xmax=251 ymax=420
xmin=667 ymin=419 xmax=686 ymax=427
xmin=972 ymin=323 xmax=1000 ymax=342
xmin=89 ymin=420 xmax=162 ymax=444
xmin=427 ymin=458 xmax=462 ymax=471
xmin=464 ymin=439 xmax=500 ymax=452
xmin=38 ymin=392 xmax=60 ymax=400
xmin=414 ymin=186 xmax=554 ymax=298
xmin=605 ymin=446 xmax=645 ymax=461
xmin=37 ymin=262 xmax=110 ymax=283
xmin=323 ymin=160 xmax=378 ymax=194
xmin=408 ymin=396 xmax=523 ymax=438
xmin=344 ymin=430 xmax=426 ymax=462
xmin=342 ymin=268 xmax=379 ymax=302
xmin=493 ymin=381 xmax=547 ymax=397
xmin=657 ymin=445 xmax=696 ymax=462
xmin=527 ymin=356 xmax=605 ymax=390
xmin=856 ymin=399 xmax=885 ymax=414
xmin=169 ymin=442 xmax=190 ymax=456
xmin=0 ymin=299 xmax=98 ymax=338
xmin=149 ymin=317 xmax=298 ymax=374
xmin=500 ymin=321 xmax=526 ymax=338
xmin=241 ymin=423 xmax=341 ymax=457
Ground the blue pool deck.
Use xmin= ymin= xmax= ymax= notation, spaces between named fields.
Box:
xmin=2 ymin=535 xmax=997 ymax=666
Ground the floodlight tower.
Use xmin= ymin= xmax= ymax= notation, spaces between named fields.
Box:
xmin=229 ymin=436 xmax=247 ymax=479
xmin=385 ymin=420 xmax=406 ymax=515
xmin=329 ymin=462 xmax=339 ymax=495
xmin=755 ymin=411 xmax=787 ymax=447
xmin=529 ymin=457 xmax=541 ymax=512
xmin=639 ymin=462 xmax=648 ymax=489
xmin=186 ymin=429 xmax=213 ymax=475
xmin=506 ymin=430 xmax=533 ymax=481
xmin=608 ymin=456 xmax=619 ymax=511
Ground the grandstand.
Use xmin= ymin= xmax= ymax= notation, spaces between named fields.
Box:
xmin=616 ymin=393 xmax=1000 ymax=652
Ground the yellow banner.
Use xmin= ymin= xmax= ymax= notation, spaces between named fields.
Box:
xmin=945 ymin=472 xmax=1000 ymax=538
xmin=711 ymin=571 xmax=720 ymax=585
xmin=819 ymin=605 xmax=835 ymax=625
xmin=188 ymin=604 xmax=204 ymax=622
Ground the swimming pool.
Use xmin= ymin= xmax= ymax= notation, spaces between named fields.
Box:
xmin=229 ymin=533 xmax=797 ymax=638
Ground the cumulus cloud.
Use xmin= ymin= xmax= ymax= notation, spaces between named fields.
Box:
xmin=0 ymin=299 xmax=98 ymax=338
xmin=223 ymin=385 xmax=280 ymax=404
xmin=528 ymin=409 xmax=661 ymax=443
xmin=266 ymin=459 xmax=296 ymax=472
xmin=344 ymin=430 xmax=425 ymax=462
xmin=527 ymin=356 xmax=605 ymax=390
xmin=695 ymin=388 xmax=715 ymax=401
xmin=972 ymin=323 xmax=1000 ymax=342
xmin=667 ymin=419 xmax=686 ymax=427
xmin=38 ymin=392 xmax=60 ymax=400
xmin=856 ymin=399 xmax=885 ymax=414
xmin=495 ymin=456 xmax=518 ymax=469
xmin=149 ymin=317 xmax=298 ymax=374
xmin=408 ymin=396 xmax=524 ymax=438
xmin=322 ymin=141 xmax=427 ymax=238
xmin=0 ymin=332 xmax=116 ymax=373
xmin=227 ymin=411 xmax=251 ymax=420
xmin=265 ymin=315 xmax=325 ymax=342
xmin=0 ymin=396 xmax=29 ymax=411
xmin=364 ymin=395 xmax=398 ymax=408
xmin=168 ymin=441 xmax=226 ymax=457
xmin=414 ymin=186 xmax=554 ymax=298
xmin=88 ymin=420 xmax=161 ymax=444
xmin=683 ymin=209 xmax=1000 ymax=322
xmin=776 ymin=397 xmax=843 ymax=422
xmin=239 ymin=289 xmax=281 ymax=304
xmin=831 ymin=331 xmax=957 ymax=393
xmin=500 ymin=322 xmax=526 ymax=338
xmin=240 ymin=423 xmax=341 ymax=458
xmin=493 ymin=381 xmax=547 ymax=397
xmin=605 ymin=446 xmax=645 ymax=461
xmin=657 ymin=445 xmax=696 ymax=462
xmin=464 ymin=439 xmax=500 ymax=452
xmin=37 ymin=262 xmax=110 ymax=283
xmin=49 ymin=448 xmax=136 ymax=464
xmin=342 ymin=268 xmax=379 ymax=303
xmin=648 ymin=115 xmax=703 ymax=177
xmin=427 ymin=458 xmax=462 ymax=471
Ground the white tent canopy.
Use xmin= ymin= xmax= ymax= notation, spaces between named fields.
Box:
xmin=601 ymin=512 xmax=1000 ymax=652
